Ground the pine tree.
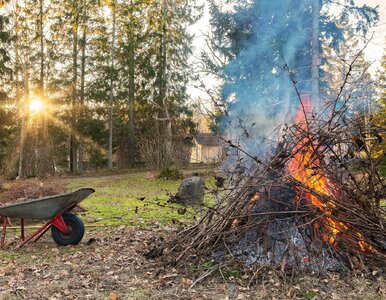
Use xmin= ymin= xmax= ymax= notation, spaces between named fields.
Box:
xmin=49 ymin=0 xmax=102 ymax=174
xmin=375 ymin=44 xmax=386 ymax=158
xmin=89 ymin=0 xmax=200 ymax=170
xmin=322 ymin=35 xmax=375 ymax=114
xmin=2 ymin=0 xmax=49 ymax=177
xmin=0 ymin=11 xmax=16 ymax=175
xmin=377 ymin=45 xmax=386 ymax=124
xmin=204 ymin=0 xmax=378 ymax=138
xmin=137 ymin=0 xmax=201 ymax=169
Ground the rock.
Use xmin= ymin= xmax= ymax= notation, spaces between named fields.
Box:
xmin=170 ymin=176 xmax=205 ymax=205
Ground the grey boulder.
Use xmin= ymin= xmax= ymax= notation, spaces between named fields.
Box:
xmin=169 ymin=176 xmax=205 ymax=205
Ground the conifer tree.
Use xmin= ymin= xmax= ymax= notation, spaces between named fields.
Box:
xmin=375 ymin=44 xmax=386 ymax=156
xmin=204 ymin=0 xmax=378 ymax=134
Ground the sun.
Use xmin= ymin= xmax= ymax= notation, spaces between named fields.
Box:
xmin=29 ymin=98 xmax=44 ymax=113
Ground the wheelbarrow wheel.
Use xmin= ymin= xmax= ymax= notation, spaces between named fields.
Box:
xmin=51 ymin=213 xmax=84 ymax=246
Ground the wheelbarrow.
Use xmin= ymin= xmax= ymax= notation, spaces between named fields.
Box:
xmin=0 ymin=188 xmax=95 ymax=249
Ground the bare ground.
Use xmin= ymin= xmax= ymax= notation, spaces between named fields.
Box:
xmin=0 ymin=226 xmax=385 ymax=300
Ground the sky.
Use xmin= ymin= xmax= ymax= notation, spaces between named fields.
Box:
xmin=356 ymin=0 xmax=386 ymax=71
xmin=188 ymin=0 xmax=386 ymax=101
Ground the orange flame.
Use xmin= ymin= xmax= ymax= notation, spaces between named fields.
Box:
xmin=287 ymin=95 xmax=372 ymax=252
xmin=287 ymin=95 xmax=334 ymax=209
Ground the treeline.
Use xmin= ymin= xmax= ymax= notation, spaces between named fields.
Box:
xmin=197 ymin=0 xmax=384 ymax=160
xmin=0 ymin=0 xmax=202 ymax=177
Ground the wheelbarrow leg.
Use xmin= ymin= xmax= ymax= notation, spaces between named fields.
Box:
xmin=16 ymin=214 xmax=68 ymax=249
xmin=20 ymin=218 xmax=25 ymax=241
xmin=16 ymin=219 xmax=52 ymax=249
xmin=1 ymin=216 xmax=7 ymax=248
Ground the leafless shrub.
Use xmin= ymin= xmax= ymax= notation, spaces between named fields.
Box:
xmin=139 ymin=135 xmax=174 ymax=171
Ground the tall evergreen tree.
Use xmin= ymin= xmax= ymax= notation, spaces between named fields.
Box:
xmin=204 ymin=0 xmax=378 ymax=141
xmin=375 ymin=44 xmax=386 ymax=136
xmin=138 ymin=0 xmax=200 ymax=169
xmin=0 ymin=10 xmax=16 ymax=174
xmin=322 ymin=35 xmax=375 ymax=114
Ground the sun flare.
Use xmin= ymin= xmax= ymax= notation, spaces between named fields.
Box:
xmin=29 ymin=99 xmax=44 ymax=113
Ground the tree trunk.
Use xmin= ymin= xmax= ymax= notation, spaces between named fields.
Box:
xmin=79 ymin=27 xmax=87 ymax=173
xmin=311 ymin=0 xmax=320 ymax=103
xmin=108 ymin=4 xmax=116 ymax=170
xmin=39 ymin=0 xmax=44 ymax=93
xmin=70 ymin=1 xmax=79 ymax=174
xmin=37 ymin=0 xmax=53 ymax=177
xmin=127 ymin=0 xmax=136 ymax=168
xmin=14 ymin=1 xmax=25 ymax=179
xmin=18 ymin=67 xmax=28 ymax=178
xmin=159 ymin=0 xmax=172 ymax=158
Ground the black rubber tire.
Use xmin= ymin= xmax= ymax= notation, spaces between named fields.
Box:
xmin=51 ymin=213 xmax=85 ymax=246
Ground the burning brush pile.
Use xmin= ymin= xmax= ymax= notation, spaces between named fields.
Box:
xmin=172 ymin=95 xmax=386 ymax=273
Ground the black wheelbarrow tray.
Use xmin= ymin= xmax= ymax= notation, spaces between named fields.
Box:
xmin=0 ymin=188 xmax=94 ymax=249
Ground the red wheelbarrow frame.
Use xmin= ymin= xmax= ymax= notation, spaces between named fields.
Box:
xmin=1 ymin=206 xmax=73 ymax=249
xmin=0 ymin=188 xmax=95 ymax=249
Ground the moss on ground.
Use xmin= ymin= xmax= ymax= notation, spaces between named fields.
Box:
xmin=0 ymin=250 xmax=21 ymax=261
xmin=379 ymin=155 xmax=386 ymax=177
xmin=381 ymin=163 xmax=386 ymax=177
xmin=65 ymin=170 xmax=215 ymax=227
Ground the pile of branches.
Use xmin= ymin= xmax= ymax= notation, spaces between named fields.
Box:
xmin=170 ymin=91 xmax=386 ymax=273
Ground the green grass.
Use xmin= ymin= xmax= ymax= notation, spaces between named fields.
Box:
xmin=380 ymin=155 xmax=386 ymax=177
xmin=65 ymin=170 xmax=214 ymax=227
xmin=381 ymin=163 xmax=386 ymax=177
xmin=0 ymin=250 xmax=21 ymax=261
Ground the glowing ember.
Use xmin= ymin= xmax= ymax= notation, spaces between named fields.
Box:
xmin=248 ymin=193 xmax=260 ymax=206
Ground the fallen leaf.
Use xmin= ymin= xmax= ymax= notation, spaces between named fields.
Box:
xmin=110 ymin=291 xmax=118 ymax=300
xmin=181 ymin=277 xmax=192 ymax=285
xmin=378 ymin=285 xmax=386 ymax=295
xmin=237 ymin=294 xmax=246 ymax=300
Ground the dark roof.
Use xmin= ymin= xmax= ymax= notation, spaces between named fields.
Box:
xmin=194 ymin=133 xmax=222 ymax=146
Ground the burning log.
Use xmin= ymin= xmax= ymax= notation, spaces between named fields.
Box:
xmin=170 ymin=94 xmax=386 ymax=274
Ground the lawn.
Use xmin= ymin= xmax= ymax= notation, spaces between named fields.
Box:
xmin=65 ymin=168 xmax=215 ymax=227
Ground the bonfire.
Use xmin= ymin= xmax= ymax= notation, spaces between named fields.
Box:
xmin=172 ymin=93 xmax=386 ymax=274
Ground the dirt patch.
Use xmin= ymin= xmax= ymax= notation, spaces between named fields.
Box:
xmin=0 ymin=226 xmax=385 ymax=300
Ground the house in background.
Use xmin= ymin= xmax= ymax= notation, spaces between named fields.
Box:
xmin=190 ymin=132 xmax=224 ymax=164
xmin=190 ymin=104 xmax=225 ymax=164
